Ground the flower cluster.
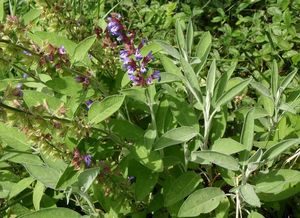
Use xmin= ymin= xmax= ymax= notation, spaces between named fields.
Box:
xmin=106 ymin=13 xmax=160 ymax=86
xmin=39 ymin=44 xmax=70 ymax=69
xmin=71 ymin=148 xmax=92 ymax=170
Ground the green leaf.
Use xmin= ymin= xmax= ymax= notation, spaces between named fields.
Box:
xmin=72 ymin=35 xmax=96 ymax=63
xmin=164 ymin=172 xmax=202 ymax=207
xmin=239 ymin=108 xmax=255 ymax=164
xmin=154 ymin=126 xmax=198 ymax=150
xmin=279 ymin=68 xmax=298 ymax=93
xmin=271 ymin=60 xmax=278 ymax=97
xmin=251 ymin=81 xmax=271 ymax=97
xmin=247 ymin=211 xmax=265 ymax=218
xmin=9 ymin=177 xmax=35 ymax=199
xmin=78 ymin=167 xmax=100 ymax=193
xmin=155 ymin=40 xmax=180 ymax=59
xmin=191 ymin=151 xmax=240 ymax=171
xmin=23 ymin=9 xmax=42 ymax=25
xmin=215 ymin=78 xmax=251 ymax=109
xmin=178 ymin=187 xmax=226 ymax=217
xmin=213 ymin=61 xmax=237 ymax=103
xmin=167 ymin=94 xmax=199 ymax=131
xmin=109 ymin=119 xmax=144 ymax=141
xmin=186 ymin=20 xmax=193 ymax=56
xmin=0 ymin=122 xmax=30 ymax=151
xmin=46 ymin=76 xmax=82 ymax=96
xmin=211 ymin=138 xmax=245 ymax=155
xmin=207 ymin=59 xmax=216 ymax=96
xmin=262 ymin=138 xmax=300 ymax=161
xmin=23 ymin=90 xmax=65 ymax=112
xmin=159 ymin=54 xmax=182 ymax=77
xmin=33 ymin=181 xmax=45 ymax=211
xmin=240 ymin=184 xmax=261 ymax=207
xmin=129 ymin=160 xmax=158 ymax=201
xmin=24 ymin=164 xmax=61 ymax=189
xmin=195 ymin=31 xmax=212 ymax=75
xmin=2 ymin=153 xmax=43 ymax=166
xmin=19 ymin=208 xmax=82 ymax=218
xmin=254 ymin=169 xmax=300 ymax=202
xmin=214 ymin=196 xmax=230 ymax=218
xmin=56 ymin=167 xmax=79 ymax=190
xmin=175 ymin=20 xmax=186 ymax=56
xmin=0 ymin=0 xmax=5 ymax=21
xmin=180 ymin=57 xmax=203 ymax=105
xmin=88 ymin=95 xmax=125 ymax=125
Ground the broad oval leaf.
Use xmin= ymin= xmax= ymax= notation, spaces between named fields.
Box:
xmin=154 ymin=126 xmax=198 ymax=150
xmin=0 ymin=122 xmax=31 ymax=151
xmin=178 ymin=187 xmax=226 ymax=217
xmin=191 ymin=151 xmax=240 ymax=171
xmin=164 ymin=172 xmax=202 ymax=207
xmin=78 ymin=167 xmax=100 ymax=193
xmin=240 ymin=183 xmax=261 ymax=207
xmin=88 ymin=95 xmax=125 ymax=125
xmin=72 ymin=35 xmax=96 ymax=63
xmin=19 ymin=208 xmax=82 ymax=218
xmin=211 ymin=138 xmax=245 ymax=155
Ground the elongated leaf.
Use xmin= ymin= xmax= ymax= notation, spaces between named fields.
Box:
xmin=214 ymin=196 xmax=230 ymax=218
xmin=251 ymin=81 xmax=271 ymax=97
xmin=213 ymin=61 xmax=237 ymax=103
xmin=0 ymin=0 xmax=4 ymax=21
xmin=0 ymin=122 xmax=30 ymax=151
xmin=178 ymin=187 xmax=226 ymax=217
xmin=280 ymin=68 xmax=297 ymax=93
xmin=33 ymin=181 xmax=45 ymax=211
xmin=46 ymin=76 xmax=82 ymax=96
xmin=164 ymin=172 xmax=202 ymax=206
xmin=78 ymin=167 xmax=100 ymax=193
xmin=9 ymin=177 xmax=34 ymax=199
xmin=88 ymin=95 xmax=125 ymax=124
xmin=175 ymin=20 xmax=186 ymax=55
xmin=262 ymin=138 xmax=300 ymax=161
xmin=56 ymin=167 xmax=79 ymax=189
xmin=254 ymin=169 xmax=300 ymax=202
xmin=3 ymin=153 xmax=43 ymax=166
xmin=191 ymin=151 xmax=239 ymax=171
xmin=240 ymin=184 xmax=261 ymax=207
xmin=207 ymin=59 xmax=216 ymax=96
xmin=195 ymin=32 xmax=212 ymax=75
xmin=248 ymin=212 xmax=265 ymax=218
xmin=180 ymin=57 xmax=202 ymax=105
xmin=186 ymin=20 xmax=193 ymax=56
xmin=72 ymin=35 xmax=96 ymax=63
xmin=215 ymin=78 xmax=251 ymax=109
xmin=19 ymin=208 xmax=82 ymax=218
xmin=239 ymin=108 xmax=255 ymax=164
xmin=211 ymin=138 xmax=245 ymax=155
xmin=271 ymin=60 xmax=278 ymax=97
xmin=154 ymin=127 xmax=198 ymax=150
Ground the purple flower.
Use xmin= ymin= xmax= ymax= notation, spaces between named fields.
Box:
xmin=151 ymin=70 xmax=161 ymax=80
xmin=75 ymin=75 xmax=85 ymax=83
xmin=85 ymin=100 xmax=93 ymax=110
xmin=23 ymin=50 xmax=32 ymax=56
xmin=82 ymin=154 xmax=92 ymax=167
xmin=16 ymin=83 xmax=23 ymax=89
xmin=107 ymin=20 xmax=122 ymax=36
xmin=135 ymin=50 xmax=143 ymax=61
xmin=140 ymin=63 xmax=147 ymax=73
xmin=58 ymin=46 xmax=66 ymax=55
xmin=22 ymin=73 xmax=28 ymax=79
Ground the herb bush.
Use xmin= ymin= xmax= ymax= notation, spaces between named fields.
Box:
xmin=0 ymin=0 xmax=300 ymax=217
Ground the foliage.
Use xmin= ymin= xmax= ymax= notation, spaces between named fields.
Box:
xmin=0 ymin=0 xmax=300 ymax=217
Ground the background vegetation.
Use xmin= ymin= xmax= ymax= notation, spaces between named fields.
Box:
xmin=0 ymin=0 xmax=300 ymax=217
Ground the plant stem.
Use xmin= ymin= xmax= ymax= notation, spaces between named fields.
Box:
xmin=145 ymin=87 xmax=157 ymax=136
